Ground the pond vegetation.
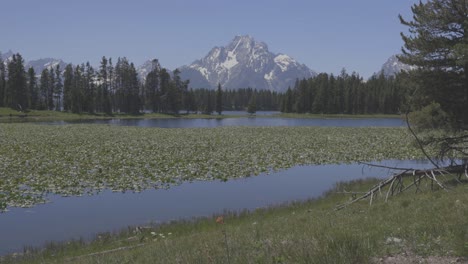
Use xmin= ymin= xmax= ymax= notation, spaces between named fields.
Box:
xmin=0 ymin=123 xmax=425 ymax=211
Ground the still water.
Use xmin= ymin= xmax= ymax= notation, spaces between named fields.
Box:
xmin=0 ymin=159 xmax=431 ymax=255
xmin=43 ymin=116 xmax=404 ymax=128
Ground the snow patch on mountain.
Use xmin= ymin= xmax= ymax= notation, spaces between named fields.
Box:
xmin=381 ymin=55 xmax=417 ymax=76
xmin=274 ymin=54 xmax=293 ymax=72
xmin=26 ymin=58 xmax=68 ymax=75
xmin=221 ymin=51 xmax=238 ymax=70
xmin=179 ymin=35 xmax=316 ymax=92
xmin=264 ymin=71 xmax=274 ymax=81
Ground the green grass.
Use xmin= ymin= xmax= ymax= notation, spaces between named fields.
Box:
xmin=3 ymin=178 xmax=467 ymax=264
xmin=0 ymin=124 xmax=425 ymax=210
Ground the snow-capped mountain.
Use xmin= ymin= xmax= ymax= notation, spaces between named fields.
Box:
xmin=137 ymin=59 xmax=166 ymax=81
xmin=178 ymin=35 xmax=316 ymax=91
xmin=381 ymin=55 xmax=417 ymax=77
xmin=25 ymin=58 xmax=68 ymax=74
xmin=0 ymin=50 xmax=14 ymax=63
xmin=1 ymin=50 xmax=68 ymax=75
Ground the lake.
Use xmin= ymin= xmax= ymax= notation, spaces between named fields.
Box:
xmin=42 ymin=116 xmax=405 ymax=128
xmin=0 ymin=159 xmax=432 ymax=255
xmin=0 ymin=116 xmax=406 ymax=255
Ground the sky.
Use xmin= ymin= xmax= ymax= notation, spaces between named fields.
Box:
xmin=1 ymin=0 xmax=419 ymax=78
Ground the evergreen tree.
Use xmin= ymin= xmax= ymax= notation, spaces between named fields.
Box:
xmin=159 ymin=68 xmax=171 ymax=113
xmin=108 ymin=58 xmax=116 ymax=113
xmin=99 ymin=56 xmax=112 ymax=114
xmin=168 ymin=69 xmax=183 ymax=114
xmin=84 ymin=62 xmax=96 ymax=113
xmin=128 ymin=63 xmax=141 ymax=114
xmin=204 ymin=90 xmax=214 ymax=114
xmin=144 ymin=59 xmax=161 ymax=113
xmin=0 ymin=54 xmax=5 ymax=107
xmin=114 ymin=58 xmax=140 ymax=114
xmin=399 ymin=0 xmax=468 ymax=127
xmin=247 ymin=94 xmax=257 ymax=114
xmin=185 ymin=88 xmax=197 ymax=114
xmin=63 ymin=64 xmax=74 ymax=112
xmin=54 ymin=65 xmax=62 ymax=111
xmin=215 ymin=83 xmax=223 ymax=115
xmin=282 ymin=87 xmax=293 ymax=113
xmin=399 ymin=0 xmax=468 ymax=162
xmin=39 ymin=69 xmax=50 ymax=110
xmin=71 ymin=65 xmax=84 ymax=113
xmin=6 ymin=54 xmax=28 ymax=110
xmin=27 ymin=67 xmax=37 ymax=109
xmin=47 ymin=67 xmax=55 ymax=110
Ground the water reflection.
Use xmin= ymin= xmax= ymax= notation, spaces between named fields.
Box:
xmin=43 ymin=116 xmax=404 ymax=128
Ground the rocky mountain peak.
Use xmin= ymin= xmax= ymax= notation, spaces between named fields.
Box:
xmin=178 ymin=35 xmax=316 ymax=92
xmin=381 ymin=54 xmax=417 ymax=77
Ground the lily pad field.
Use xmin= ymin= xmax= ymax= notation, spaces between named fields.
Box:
xmin=0 ymin=123 xmax=424 ymax=211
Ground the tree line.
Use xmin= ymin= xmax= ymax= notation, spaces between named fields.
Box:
xmin=281 ymin=70 xmax=404 ymax=114
xmin=1 ymin=53 xmax=405 ymax=115
xmin=0 ymin=54 xmax=284 ymax=115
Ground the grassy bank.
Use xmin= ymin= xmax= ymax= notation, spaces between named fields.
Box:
xmin=0 ymin=108 xmax=235 ymax=122
xmin=0 ymin=107 xmax=402 ymax=122
xmin=275 ymin=113 xmax=402 ymax=119
xmin=3 ymin=178 xmax=467 ymax=263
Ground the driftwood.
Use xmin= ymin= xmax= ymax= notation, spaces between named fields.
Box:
xmin=335 ymin=163 xmax=467 ymax=210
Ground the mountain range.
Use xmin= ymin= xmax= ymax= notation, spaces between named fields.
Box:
xmin=2 ymin=37 xmax=415 ymax=91
xmin=1 ymin=50 xmax=68 ymax=76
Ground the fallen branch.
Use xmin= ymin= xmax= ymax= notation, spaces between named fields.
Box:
xmin=335 ymin=164 xmax=465 ymax=210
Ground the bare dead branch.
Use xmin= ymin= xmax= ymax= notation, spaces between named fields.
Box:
xmin=335 ymin=164 xmax=465 ymax=210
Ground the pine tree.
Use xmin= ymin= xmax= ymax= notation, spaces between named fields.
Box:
xmin=144 ymin=59 xmax=161 ymax=113
xmin=247 ymin=94 xmax=257 ymax=114
xmin=281 ymin=87 xmax=293 ymax=113
xmin=47 ymin=67 xmax=55 ymax=110
xmin=399 ymin=0 xmax=468 ymax=163
xmin=168 ymin=69 xmax=187 ymax=114
xmin=399 ymin=0 xmax=468 ymax=127
xmin=204 ymin=90 xmax=214 ymax=114
xmin=54 ymin=65 xmax=62 ymax=111
xmin=63 ymin=64 xmax=74 ymax=112
xmin=84 ymin=62 xmax=96 ymax=113
xmin=108 ymin=58 xmax=116 ymax=112
xmin=0 ymin=53 xmax=5 ymax=107
xmin=185 ymin=88 xmax=197 ymax=114
xmin=159 ymin=68 xmax=171 ymax=113
xmin=215 ymin=83 xmax=223 ymax=115
xmin=70 ymin=65 xmax=84 ymax=113
xmin=39 ymin=69 xmax=50 ymax=110
xmin=128 ymin=63 xmax=141 ymax=114
xmin=27 ymin=67 xmax=37 ymax=109
xmin=6 ymin=54 xmax=28 ymax=110
xmin=99 ymin=56 xmax=112 ymax=114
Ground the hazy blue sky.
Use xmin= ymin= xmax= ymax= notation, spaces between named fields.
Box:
xmin=1 ymin=0 xmax=419 ymax=78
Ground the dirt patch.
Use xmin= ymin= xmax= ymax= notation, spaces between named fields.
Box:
xmin=373 ymin=253 xmax=467 ymax=264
